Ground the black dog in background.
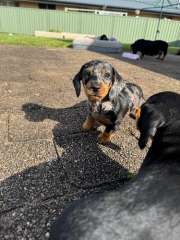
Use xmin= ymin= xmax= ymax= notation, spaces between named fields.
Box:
xmin=131 ymin=39 xmax=168 ymax=60
xmin=50 ymin=91 xmax=180 ymax=240
xmin=73 ymin=60 xmax=143 ymax=144
xmin=99 ymin=34 xmax=109 ymax=41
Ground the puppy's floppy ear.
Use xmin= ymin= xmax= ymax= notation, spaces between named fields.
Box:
xmin=112 ymin=67 xmax=122 ymax=84
xmin=109 ymin=67 xmax=124 ymax=101
xmin=137 ymin=104 xmax=165 ymax=149
xmin=73 ymin=65 xmax=85 ymax=97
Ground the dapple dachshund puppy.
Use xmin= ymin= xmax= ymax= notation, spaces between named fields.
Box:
xmin=50 ymin=91 xmax=180 ymax=240
xmin=73 ymin=60 xmax=144 ymax=143
xmin=131 ymin=39 xmax=168 ymax=60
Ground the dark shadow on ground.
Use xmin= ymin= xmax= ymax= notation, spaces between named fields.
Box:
xmin=22 ymin=101 xmax=87 ymax=124
xmin=0 ymin=101 xmax=131 ymax=239
xmin=22 ymin=101 xmax=128 ymax=188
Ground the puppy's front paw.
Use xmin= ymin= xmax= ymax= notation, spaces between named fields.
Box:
xmin=98 ymin=132 xmax=112 ymax=144
xmin=82 ymin=116 xmax=95 ymax=131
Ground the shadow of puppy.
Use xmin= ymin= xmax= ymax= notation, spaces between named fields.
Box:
xmin=22 ymin=102 xmax=128 ymax=189
xmin=22 ymin=102 xmax=121 ymax=150
xmin=22 ymin=101 xmax=87 ymax=123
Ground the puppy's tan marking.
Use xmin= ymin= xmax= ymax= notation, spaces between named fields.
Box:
xmin=135 ymin=107 xmax=141 ymax=120
xmin=98 ymin=82 xmax=112 ymax=99
xmin=83 ymin=82 xmax=111 ymax=102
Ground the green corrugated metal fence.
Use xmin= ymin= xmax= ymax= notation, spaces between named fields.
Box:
xmin=0 ymin=6 xmax=180 ymax=46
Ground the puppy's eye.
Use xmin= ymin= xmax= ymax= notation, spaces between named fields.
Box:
xmin=85 ymin=71 xmax=91 ymax=78
xmin=84 ymin=79 xmax=89 ymax=84
xmin=104 ymin=73 xmax=110 ymax=78
xmin=83 ymin=71 xmax=91 ymax=84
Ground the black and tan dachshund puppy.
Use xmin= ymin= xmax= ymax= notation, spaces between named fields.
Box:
xmin=136 ymin=91 xmax=180 ymax=149
xmin=50 ymin=91 xmax=180 ymax=240
xmin=73 ymin=60 xmax=144 ymax=143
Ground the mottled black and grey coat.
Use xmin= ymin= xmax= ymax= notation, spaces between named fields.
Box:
xmin=72 ymin=60 xmax=144 ymax=143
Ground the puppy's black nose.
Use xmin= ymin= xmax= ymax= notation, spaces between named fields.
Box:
xmin=92 ymin=86 xmax=100 ymax=92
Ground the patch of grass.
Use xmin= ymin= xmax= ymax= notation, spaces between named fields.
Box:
xmin=49 ymin=29 xmax=62 ymax=33
xmin=122 ymin=43 xmax=131 ymax=52
xmin=168 ymin=46 xmax=179 ymax=55
xmin=127 ymin=172 xmax=136 ymax=180
xmin=0 ymin=33 xmax=72 ymax=48
xmin=1 ymin=34 xmax=179 ymax=54
xmin=122 ymin=42 xmax=179 ymax=55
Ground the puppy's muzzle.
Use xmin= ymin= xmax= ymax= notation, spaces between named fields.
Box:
xmin=91 ymin=86 xmax=100 ymax=93
xmin=84 ymin=81 xmax=112 ymax=102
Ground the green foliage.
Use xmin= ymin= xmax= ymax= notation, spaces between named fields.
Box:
xmin=127 ymin=172 xmax=136 ymax=180
xmin=49 ymin=29 xmax=62 ymax=33
xmin=0 ymin=33 xmax=72 ymax=48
